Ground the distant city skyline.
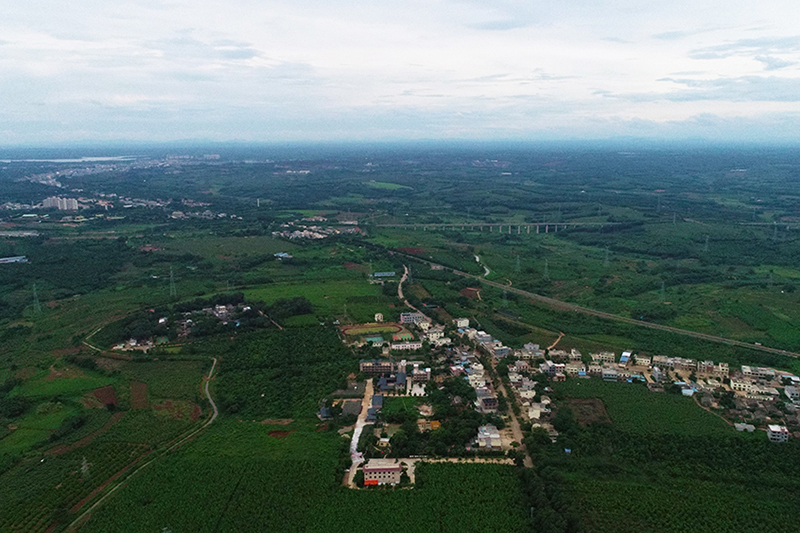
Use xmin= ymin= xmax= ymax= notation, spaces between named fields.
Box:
xmin=2 ymin=1 xmax=800 ymax=144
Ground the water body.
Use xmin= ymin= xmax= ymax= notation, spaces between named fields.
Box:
xmin=0 ymin=156 xmax=139 ymax=163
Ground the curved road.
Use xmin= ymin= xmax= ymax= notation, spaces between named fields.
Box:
xmin=390 ymin=252 xmax=800 ymax=359
xmin=68 ymin=357 xmax=219 ymax=531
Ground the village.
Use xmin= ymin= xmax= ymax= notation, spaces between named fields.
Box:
xmin=326 ymin=308 xmax=800 ymax=488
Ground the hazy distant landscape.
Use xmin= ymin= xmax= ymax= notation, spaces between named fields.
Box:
xmin=1 ymin=145 xmax=800 ymax=532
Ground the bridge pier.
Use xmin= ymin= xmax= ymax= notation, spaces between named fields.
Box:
xmin=545 ymin=225 xmax=549 ymax=233
xmin=536 ymin=225 xmax=540 ymax=234
xmin=517 ymin=225 xmax=521 ymax=234
xmin=527 ymin=226 xmax=530 ymax=234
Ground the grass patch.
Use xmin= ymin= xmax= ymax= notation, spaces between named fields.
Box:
xmin=363 ymin=180 xmax=412 ymax=190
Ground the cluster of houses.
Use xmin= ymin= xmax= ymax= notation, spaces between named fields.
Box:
xmin=359 ymin=359 xmax=431 ymax=396
xmin=446 ymin=347 xmax=500 ymax=414
xmin=272 ymin=222 xmax=362 ymax=240
xmin=454 ymin=319 xmax=512 ymax=358
xmin=513 ymin=343 xmax=800 ymax=441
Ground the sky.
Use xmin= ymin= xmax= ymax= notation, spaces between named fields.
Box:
xmin=2 ymin=1 xmax=800 ymax=144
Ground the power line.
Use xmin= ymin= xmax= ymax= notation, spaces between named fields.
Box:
xmin=169 ymin=266 xmax=177 ymax=298
xmin=32 ymin=283 xmax=42 ymax=315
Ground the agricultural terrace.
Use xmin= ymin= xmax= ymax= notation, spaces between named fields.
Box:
xmin=553 ymin=379 xmax=732 ymax=437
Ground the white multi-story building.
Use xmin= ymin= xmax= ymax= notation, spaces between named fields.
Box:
xmin=43 ymin=197 xmax=78 ymax=211
xmin=731 ymin=378 xmax=754 ymax=392
xmin=591 ymin=352 xmax=616 ymax=364
xmin=742 ymin=366 xmax=776 ymax=380
xmin=767 ymin=425 xmax=790 ymax=443
xmin=785 ymin=385 xmax=800 ymax=401
xmin=454 ymin=318 xmax=470 ymax=329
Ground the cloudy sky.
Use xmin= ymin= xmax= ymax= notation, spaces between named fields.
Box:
xmin=2 ymin=0 xmax=800 ymax=144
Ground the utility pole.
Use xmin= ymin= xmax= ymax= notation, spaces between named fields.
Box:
xmin=515 ymin=255 xmax=521 ymax=274
xmin=32 ymin=283 xmax=42 ymax=315
xmin=169 ymin=266 xmax=177 ymax=298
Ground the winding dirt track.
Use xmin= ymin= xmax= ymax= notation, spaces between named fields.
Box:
xmin=68 ymin=357 xmax=219 ymax=531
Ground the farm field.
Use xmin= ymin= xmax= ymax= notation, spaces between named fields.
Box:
xmin=553 ymin=379 xmax=732 ymax=437
xmin=566 ymin=475 xmax=800 ymax=533
xmin=244 ymin=280 xmax=396 ymax=323
xmin=81 ymin=421 xmax=530 ymax=533
xmin=115 ymin=360 xmax=209 ymax=401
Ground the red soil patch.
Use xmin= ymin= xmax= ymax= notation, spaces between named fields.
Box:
xmin=130 ymin=382 xmax=149 ymax=410
xmin=343 ymin=262 xmax=369 ymax=272
xmin=47 ymin=412 xmax=126 ymax=456
xmin=397 ymin=247 xmax=425 ymax=255
xmin=459 ymin=287 xmax=481 ymax=299
xmin=316 ymin=423 xmax=329 ymax=432
xmin=268 ymin=430 xmax=295 ymax=439
xmin=191 ymin=403 xmax=202 ymax=420
xmin=93 ymin=385 xmax=118 ymax=407
xmin=82 ymin=393 xmax=104 ymax=409
xmin=566 ymin=398 xmax=610 ymax=426
xmin=260 ymin=418 xmax=294 ymax=425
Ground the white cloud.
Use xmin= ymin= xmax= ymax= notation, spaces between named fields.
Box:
xmin=0 ymin=0 xmax=799 ymax=143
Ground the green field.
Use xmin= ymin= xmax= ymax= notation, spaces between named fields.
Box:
xmin=245 ymin=281 xmax=395 ymax=323
xmin=553 ymin=378 xmax=732 ymax=437
xmin=11 ymin=374 xmax=117 ymax=399
xmin=364 ymin=180 xmax=412 ymax=190
xmin=82 ymin=421 xmax=529 ymax=533
xmin=116 ymin=360 xmax=208 ymax=401
xmin=341 ymin=324 xmax=403 ymax=336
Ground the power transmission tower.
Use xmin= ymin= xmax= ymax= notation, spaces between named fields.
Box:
xmin=661 ymin=280 xmax=666 ymax=302
xmin=32 ymin=283 xmax=42 ymax=315
xmin=543 ymin=259 xmax=549 ymax=281
xmin=515 ymin=255 xmax=521 ymax=274
xmin=169 ymin=266 xmax=177 ymax=298
xmin=703 ymin=235 xmax=709 ymax=253
xmin=604 ymin=247 xmax=610 ymax=267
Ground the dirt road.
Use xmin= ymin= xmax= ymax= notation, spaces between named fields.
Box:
xmin=67 ymin=357 xmax=220 ymax=531
xmin=397 ymin=265 xmax=432 ymax=321
xmin=490 ymin=370 xmax=533 ymax=468
xmin=347 ymin=379 xmax=374 ymax=487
